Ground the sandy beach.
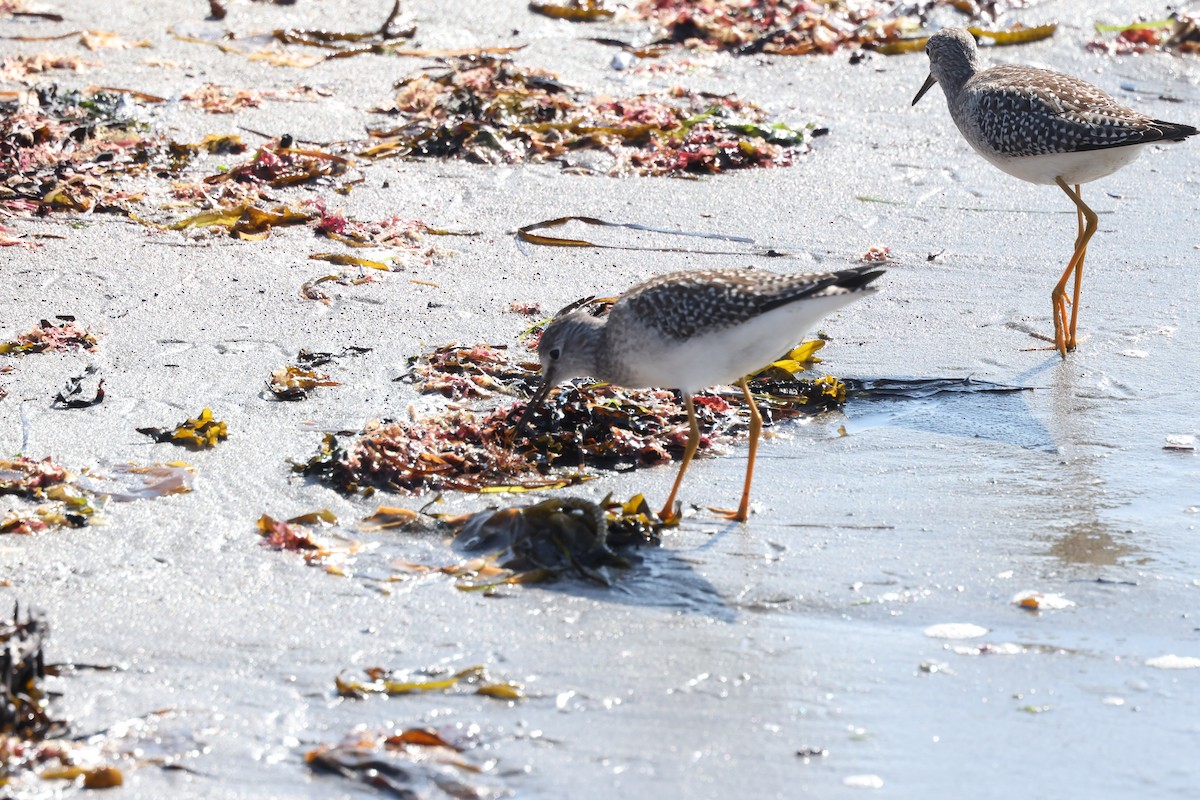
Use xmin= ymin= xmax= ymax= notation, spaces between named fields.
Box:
xmin=2 ymin=1 xmax=1199 ymax=797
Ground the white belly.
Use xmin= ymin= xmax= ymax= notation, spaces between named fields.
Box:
xmin=617 ymin=291 xmax=871 ymax=393
xmin=973 ymin=144 xmax=1145 ymax=186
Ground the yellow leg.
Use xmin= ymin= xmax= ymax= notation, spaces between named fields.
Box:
xmin=718 ymin=377 xmax=762 ymax=523
xmin=1067 ymin=183 xmax=1087 ymax=350
xmin=1052 ymin=178 xmax=1098 ymax=358
xmin=659 ymin=393 xmax=699 ymax=521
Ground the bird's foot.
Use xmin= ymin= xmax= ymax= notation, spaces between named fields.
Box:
xmin=657 ymin=501 xmax=682 ymax=525
xmin=1065 ymin=326 xmax=1082 ymax=351
xmin=706 ymin=505 xmax=751 ymax=523
xmin=1021 ymin=327 xmax=1076 ymax=358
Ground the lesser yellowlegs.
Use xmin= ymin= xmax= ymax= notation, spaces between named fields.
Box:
xmin=520 ymin=266 xmax=883 ymax=522
xmin=913 ymin=27 xmax=1197 ymax=357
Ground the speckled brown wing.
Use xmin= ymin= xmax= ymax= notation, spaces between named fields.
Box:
xmin=615 ymin=267 xmax=881 ymax=341
xmin=970 ymin=65 xmax=1197 ymax=156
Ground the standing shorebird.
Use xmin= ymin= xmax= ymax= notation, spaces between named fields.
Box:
xmin=913 ymin=27 xmax=1197 ymax=357
xmin=519 ymin=266 xmax=883 ymax=522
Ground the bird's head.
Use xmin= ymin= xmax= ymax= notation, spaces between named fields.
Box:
xmin=512 ymin=309 xmax=606 ymax=438
xmin=535 ymin=310 xmax=604 ymax=389
xmin=913 ymin=28 xmax=980 ymax=106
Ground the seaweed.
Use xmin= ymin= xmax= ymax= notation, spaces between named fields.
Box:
xmin=364 ymin=56 xmax=816 ymax=176
xmin=272 ymin=0 xmax=417 ymax=56
xmin=180 ymin=83 xmax=264 ymax=114
xmin=138 ymin=408 xmax=228 ymax=450
xmin=336 ymin=664 xmax=523 ymax=701
xmin=515 ymin=214 xmax=780 ymax=256
xmin=0 ymin=458 xmax=86 ymax=533
xmin=1089 ymin=14 xmax=1200 ymax=55
xmin=0 ymin=85 xmax=162 ymax=216
xmin=170 ymin=20 xmax=520 ymax=67
xmin=309 ymin=200 xmax=459 ymax=263
xmin=306 ymin=724 xmax=506 ymax=799
xmin=166 ymin=134 xmax=248 ymax=169
xmin=0 ymin=53 xmax=96 ymax=81
xmin=0 ymin=605 xmax=60 ymax=742
xmin=1 ymin=455 xmax=193 ymax=535
xmin=269 ymin=365 xmax=339 ymax=401
xmin=0 ymin=604 xmax=124 ymax=789
xmin=530 ymin=0 xmax=615 ymax=22
xmin=173 ymin=0 xmax=506 ymax=66
xmin=400 ymin=342 xmax=540 ymax=400
xmin=168 ymin=203 xmax=314 ymax=239
xmin=268 ymin=347 xmax=370 ymax=398
xmin=0 ymin=319 xmax=99 ymax=356
xmin=52 ymin=365 xmax=105 ymax=409
xmin=453 ymin=494 xmax=667 ymax=586
xmin=78 ymin=30 xmax=151 ymax=51
xmin=258 ymin=493 xmax=664 ymax=590
xmin=202 ymin=141 xmax=353 ymax=189
xmin=512 ymin=381 xmax=802 ymax=472
xmin=292 ymin=433 xmax=364 ymax=494
xmin=302 ymin=337 xmax=843 ymax=495
xmin=301 ymin=273 xmax=373 ymax=302
xmin=358 ymin=505 xmax=421 ymax=531
xmin=871 ymin=23 xmax=1057 ymax=55
xmin=592 ymin=0 xmax=1052 ymax=57
xmin=309 ymin=252 xmax=391 ymax=270
xmin=293 ymin=416 xmax=590 ymax=495
xmin=256 ymin=510 xmax=355 ymax=566
xmin=0 ymin=457 xmax=70 ymax=497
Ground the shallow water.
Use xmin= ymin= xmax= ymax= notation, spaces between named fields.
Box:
xmin=2 ymin=0 xmax=1199 ymax=797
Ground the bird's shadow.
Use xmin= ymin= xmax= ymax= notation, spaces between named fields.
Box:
xmin=544 ymin=545 xmax=739 ymax=623
xmin=448 ymin=524 xmax=741 ymax=623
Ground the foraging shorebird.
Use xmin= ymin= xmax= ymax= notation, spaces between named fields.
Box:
xmin=519 ymin=266 xmax=883 ymax=522
xmin=913 ymin=27 xmax=1197 ymax=356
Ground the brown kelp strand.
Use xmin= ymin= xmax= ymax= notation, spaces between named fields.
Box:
xmin=336 ymin=664 xmax=524 ymax=701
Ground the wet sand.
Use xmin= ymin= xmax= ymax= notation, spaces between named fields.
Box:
xmin=2 ymin=0 xmax=1199 ymax=797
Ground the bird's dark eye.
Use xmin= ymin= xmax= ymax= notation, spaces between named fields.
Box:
xmin=549 ymin=347 xmax=561 ymax=360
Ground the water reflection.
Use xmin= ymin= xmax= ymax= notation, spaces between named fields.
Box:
xmin=1043 ymin=520 xmax=1135 ymax=566
xmin=841 ymin=364 xmax=1144 ymax=570
xmin=1027 ymin=359 xmax=1139 ymax=570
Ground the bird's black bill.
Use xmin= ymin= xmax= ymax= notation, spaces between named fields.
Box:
xmin=512 ymin=380 xmax=553 ymax=441
xmin=912 ymin=73 xmax=937 ymax=106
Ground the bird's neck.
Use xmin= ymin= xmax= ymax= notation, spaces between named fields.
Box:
xmin=936 ymin=55 xmax=980 ymax=105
